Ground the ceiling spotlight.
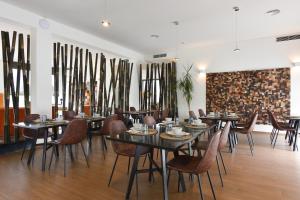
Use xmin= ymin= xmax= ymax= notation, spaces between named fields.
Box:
xmin=150 ymin=34 xmax=159 ymax=38
xmin=172 ymin=21 xmax=179 ymax=26
xmin=101 ymin=20 xmax=111 ymax=27
xmin=266 ymin=9 xmax=280 ymax=16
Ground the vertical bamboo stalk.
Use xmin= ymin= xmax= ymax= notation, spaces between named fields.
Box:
xmin=24 ymin=35 xmax=30 ymax=115
xmin=1 ymin=31 xmax=11 ymax=144
xmin=68 ymin=45 xmax=73 ymax=111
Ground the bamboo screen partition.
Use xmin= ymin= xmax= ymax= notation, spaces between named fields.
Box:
xmin=139 ymin=62 xmax=178 ymax=118
xmin=1 ymin=31 xmax=31 ymax=144
xmin=52 ymin=42 xmax=133 ymax=118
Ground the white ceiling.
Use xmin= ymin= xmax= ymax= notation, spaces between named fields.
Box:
xmin=2 ymin=0 xmax=300 ymax=55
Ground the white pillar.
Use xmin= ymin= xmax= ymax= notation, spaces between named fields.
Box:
xmin=30 ymin=27 xmax=53 ymax=116
xmin=291 ymin=66 xmax=300 ymax=115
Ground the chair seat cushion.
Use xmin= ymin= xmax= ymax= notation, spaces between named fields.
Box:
xmin=168 ymin=155 xmax=201 ymax=174
xmin=116 ymin=145 xmax=150 ymax=157
xmin=192 ymin=140 xmax=209 ymax=150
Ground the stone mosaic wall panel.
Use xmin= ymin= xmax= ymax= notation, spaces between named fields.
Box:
xmin=206 ymin=68 xmax=290 ymax=124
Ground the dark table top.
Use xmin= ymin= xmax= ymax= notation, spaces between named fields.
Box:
xmin=106 ymin=124 xmax=214 ymax=151
xmin=13 ymin=120 xmax=69 ymax=130
xmin=121 ymin=110 xmax=158 ymax=115
xmin=13 ymin=116 xmax=106 ymax=130
xmin=200 ymin=115 xmax=240 ymax=121
xmin=286 ymin=116 xmax=300 ymax=120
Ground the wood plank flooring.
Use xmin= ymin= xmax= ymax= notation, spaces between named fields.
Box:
xmin=0 ymin=132 xmax=300 ymax=200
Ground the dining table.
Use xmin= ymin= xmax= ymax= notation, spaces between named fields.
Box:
xmin=13 ymin=120 xmax=69 ymax=171
xmin=199 ymin=114 xmax=240 ymax=152
xmin=106 ymin=122 xmax=215 ymax=200
xmin=13 ymin=115 xmax=106 ymax=171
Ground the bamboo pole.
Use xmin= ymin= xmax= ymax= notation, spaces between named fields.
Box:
xmin=68 ymin=45 xmax=73 ymax=110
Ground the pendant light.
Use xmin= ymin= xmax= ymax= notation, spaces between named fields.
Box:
xmin=172 ymin=21 xmax=180 ymax=61
xmin=101 ymin=0 xmax=112 ymax=28
xmin=233 ymin=6 xmax=240 ymax=52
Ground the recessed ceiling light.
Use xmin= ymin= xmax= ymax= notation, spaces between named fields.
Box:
xmin=266 ymin=9 xmax=280 ymax=16
xmin=171 ymin=21 xmax=179 ymax=26
xmin=101 ymin=19 xmax=111 ymax=27
xmin=150 ymin=34 xmax=159 ymax=38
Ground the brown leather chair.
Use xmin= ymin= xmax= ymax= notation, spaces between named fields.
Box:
xmin=144 ymin=116 xmax=156 ymax=128
xmin=233 ymin=113 xmax=258 ymax=156
xmin=161 ymin=108 xmax=169 ymax=120
xmin=63 ymin=110 xmax=76 ymax=121
xmin=189 ymin=111 xmax=198 ymax=120
xmin=168 ymin=130 xmax=221 ymax=200
xmin=48 ymin=119 xmax=89 ymax=176
xmin=108 ymin=120 xmax=151 ymax=187
xmin=88 ymin=115 xmax=119 ymax=158
xmin=198 ymin=109 xmax=206 ymax=117
xmin=267 ymin=110 xmax=296 ymax=149
xmin=152 ymin=110 xmax=160 ymax=123
xmin=21 ymin=114 xmax=53 ymax=161
xmin=192 ymin=121 xmax=231 ymax=187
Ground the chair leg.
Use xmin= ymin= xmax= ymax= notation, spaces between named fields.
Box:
xmin=100 ymin=136 xmax=106 ymax=160
xmin=135 ymin=173 xmax=139 ymax=200
xmin=250 ymin=132 xmax=254 ymax=146
xmin=218 ymin=151 xmax=227 ymax=174
xmin=167 ymin=169 xmax=171 ymax=187
xmin=108 ymin=155 xmax=119 ymax=186
xmin=21 ymin=140 xmax=27 ymax=160
xmin=80 ymin=142 xmax=89 ymax=168
xmin=216 ymin=156 xmax=224 ymax=187
xmin=127 ymin=157 xmax=131 ymax=174
xmin=197 ymin=174 xmax=204 ymax=200
xmin=48 ymin=144 xmax=55 ymax=170
xmin=246 ymin=134 xmax=254 ymax=156
xmin=207 ymin=171 xmax=216 ymax=200
xmin=64 ymin=145 xmax=67 ymax=177
xmin=273 ymin=130 xmax=279 ymax=149
xmin=142 ymin=154 xmax=147 ymax=167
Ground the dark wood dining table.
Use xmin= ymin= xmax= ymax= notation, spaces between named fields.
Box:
xmin=106 ymin=123 xmax=214 ymax=200
xmin=199 ymin=115 xmax=240 ymax=152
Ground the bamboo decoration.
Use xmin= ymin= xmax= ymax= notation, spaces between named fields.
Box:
xmin=1 ymin=31 xmax=31 ymax=144
xmin=138 ymin=62 xmax=178 ymax=118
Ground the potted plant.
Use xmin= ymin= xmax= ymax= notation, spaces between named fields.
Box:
xmin=178 ymin=65 xmax=193 ymax=111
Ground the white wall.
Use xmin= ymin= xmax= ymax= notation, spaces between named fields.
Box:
xmin=167 ymin=36 xmax=300 ymax=132
xmin=0 ymin=1 xmax=143 ymax=115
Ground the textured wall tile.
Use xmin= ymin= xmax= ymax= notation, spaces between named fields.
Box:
xmin=206 ymin=68 xmax=290 ymax=124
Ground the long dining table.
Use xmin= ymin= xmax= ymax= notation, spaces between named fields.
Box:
xmin=106 ymin=123 xmax=215 ymax=200
xmin=285 ymin=116 xmax=300 ymax=151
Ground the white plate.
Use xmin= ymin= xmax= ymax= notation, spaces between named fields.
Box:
xmin=166 ymin=131 xmax=190 ymax=137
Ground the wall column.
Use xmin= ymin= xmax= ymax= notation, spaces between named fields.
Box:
xmin=30 ymin=27 xmax=53 ymax=116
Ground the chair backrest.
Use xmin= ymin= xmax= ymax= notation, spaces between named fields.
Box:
xmin=196 ymin=130 xmax=221 ymax=173
xmin=108 ymin=120 xmax=131 ymax=153
xmin=144 ymin=116 xmax=156 ymax=127
xmin=246 ymin=112 xmax=258 ymax=134
xmin=114 ymin=107 xmax=125 ymax=120
xmin=130 ymin=107 xmax=136 ymax=112
xmin=267 ymin=110 xmax=280 ymax=129
xmin=218 ymin=121 xmax=231 ymax=150
xmin=162 ymin=108 xmax=169 ymax=120
xmin=99 ymin=114 xmax=119 ymax=135
xmin=23 ymin=114 xmax=40 ymax=137
xmin=63 ymin=110 xmax=76 ymax=121
xmin=152 ymin=110 xmax=160 ymax=122
xmin=60 ymin=119 xmax=87 ymax=145
xmin=189 ymin=111 xmax=197 ymax=120
xmin=198 ymin=109 xmax=206 ymax=117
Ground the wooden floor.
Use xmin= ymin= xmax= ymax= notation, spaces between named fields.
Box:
xmin=0 ymin=132 xmax=300 ymax=200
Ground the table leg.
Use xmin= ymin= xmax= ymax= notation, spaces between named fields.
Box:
xmin=160 ymin=149 xmax=169 ymax=200
xmin=42 ymin=129 xmax=49 ymax=171
xmin=125 ymin=146 xmax=142 ymax=200
xmin=293 ymin=121 xmax=299 ymax=151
